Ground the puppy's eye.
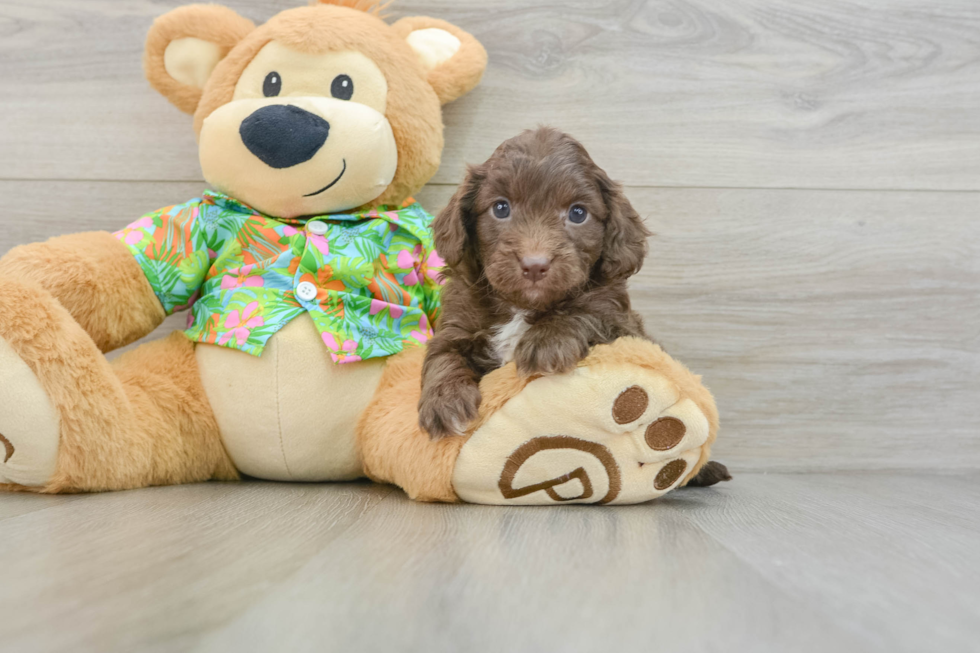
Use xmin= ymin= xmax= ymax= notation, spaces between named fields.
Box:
xmin=331 ymin=74 xmax=354 ymax=100
xmin=492 ymin=200 xmax=511 ymax=219
xmin=568 ymin=204 xmax=588 ymax=224
xmin=263 ymin=72 xmax=281 ymax=97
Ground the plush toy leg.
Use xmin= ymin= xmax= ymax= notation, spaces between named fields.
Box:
xmin=357 ymin=347 xmax=466 ymax=502
xmin=452 ymin=337 xmax=720 ymax=505
xmin=358 ymin=339 xmax=719 ymax=505
xmin=0 ymin=278 xmax=237 ymax=493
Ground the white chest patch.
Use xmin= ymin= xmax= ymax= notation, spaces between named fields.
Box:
xmin=490 ymin=310 xmax=532 ymax=365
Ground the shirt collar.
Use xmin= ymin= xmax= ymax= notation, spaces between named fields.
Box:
xmin=201 ymin=189 xmax=419 ymax=225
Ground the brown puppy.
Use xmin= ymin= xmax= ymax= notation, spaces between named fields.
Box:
xmin=419 ymin=127 xmax=649 ymax=439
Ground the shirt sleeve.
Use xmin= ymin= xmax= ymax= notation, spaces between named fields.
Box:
xmin=113 ymin=198 xmax=221 ymax=315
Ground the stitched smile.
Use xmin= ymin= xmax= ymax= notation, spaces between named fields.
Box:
xmin=303 ymin=159 xmax=347 ymax=197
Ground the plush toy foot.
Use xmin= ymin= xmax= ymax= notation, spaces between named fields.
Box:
xmin=0 ymin=276 xmax=236 ymax=494
xmin=0 ymin=335 xmax=61 ymax=488
xmin=452 ymin=338 xmax=719 ymax=505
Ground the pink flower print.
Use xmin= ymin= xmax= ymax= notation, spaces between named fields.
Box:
xmin=217 ymin=302 xmax=264 ymax=347
xmin=421 ymin=250 xmax=446 ymax=286
xmin=410 ymin=313 xmax=433 ymax=344
xmin=397 ymin=247 xmax=420 ymax=269
xmin=116 ymin=216 xmax=153 ymax=246
xmin=283 ymin=225 xmax=298 ymax=237
xmin=173 ymin=290 xmax=201 ymax=318
xmin=309 ymin=233 xmax=330 ymax=257
xmin=364 ymin=209 xmax=399 ymax=221
xmin=220 ymin=264 xmax=265 ymax=290
xmin=321 ymin=332 xmax=362 ymax=363
xmin=322 ymin=332 xmax=340 ymax=351
xmin=397 ymin=244 xmax=422 ymax=285
xmin=370 ymin=299 xmax=404 ymax=319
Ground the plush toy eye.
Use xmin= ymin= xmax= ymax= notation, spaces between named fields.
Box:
xmin=331 ymin=74 xmax=354 ymax=100
xmin=492 ymin=200 xmax=511 ymax=219
xmin=568 ymin=204 xmax=588 ymax=224
xmin=263 ymin=72 xmax=282 ymax=97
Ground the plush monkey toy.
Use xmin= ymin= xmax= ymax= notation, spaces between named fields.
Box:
xmin=0 ymin=0 xmax=720 ymax=504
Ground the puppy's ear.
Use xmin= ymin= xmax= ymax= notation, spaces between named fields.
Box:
xmin=596 ymin=169 xmax=650 ymax=281
xmin=432 ymin=164 xmax=485 ymax=272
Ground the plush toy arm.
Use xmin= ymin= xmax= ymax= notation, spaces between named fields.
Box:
xmin=110 ymin=199 xmax=216 ymax=318
xmin=0 ymin=232 xmax=166 ymax=353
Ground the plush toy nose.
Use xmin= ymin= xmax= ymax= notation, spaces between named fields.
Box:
xmin=239 ymin=105 xmax=330 ymax=169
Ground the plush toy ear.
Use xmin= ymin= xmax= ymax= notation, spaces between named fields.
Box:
xmin=392 ymin=17 xmax=488 ymax=105
xmin=144 ymin=5 xmax=255 ymax=114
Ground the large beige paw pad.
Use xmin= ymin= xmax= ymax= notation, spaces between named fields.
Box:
xmin=0 ymin=336 xmax=61 ymax=488
xmin=452 ymin=363 xmax=710 ymax=505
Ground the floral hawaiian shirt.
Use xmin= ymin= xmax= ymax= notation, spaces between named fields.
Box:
xmin=115 ymin=190 xmax=444 ymax=363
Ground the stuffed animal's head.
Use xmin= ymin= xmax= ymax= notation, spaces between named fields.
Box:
xmin=144 ymin=1 xmax=487 ymax=218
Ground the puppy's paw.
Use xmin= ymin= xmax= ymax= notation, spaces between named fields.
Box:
xmin=419 ymin=380 xmax=482 ymax=440
xmin=514 ymin=328 xmax=590 ymax=377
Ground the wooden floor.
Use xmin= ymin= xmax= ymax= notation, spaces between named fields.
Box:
xmin=2 ymin=1 xmax=979 ymax=651
xmin=0 ymin=473 xmax=976 ymax=653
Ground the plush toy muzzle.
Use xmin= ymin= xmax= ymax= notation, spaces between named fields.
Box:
xmin=200 ymin=94 xmax=397 ymax=218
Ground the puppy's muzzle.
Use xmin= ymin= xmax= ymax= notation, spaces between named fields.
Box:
xmin=239 ymin=105 xmax=330 ymax=169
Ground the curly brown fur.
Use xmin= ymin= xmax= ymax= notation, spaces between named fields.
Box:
xmin=419 ymin=127 xmax=651 ymax=439
xmin=682 ymin=460 xmax=732 ymax=488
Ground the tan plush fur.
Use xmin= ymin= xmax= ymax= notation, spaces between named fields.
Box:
xmin=313 ymin=0 xmax=390 ymax=16
xmin=0 ymin=233 xmax=166 ymax=353
xmin=0 ymin=276 xmax=237 ymax=493
xmin=145 ymin=4 xmax=256 ymax=114
xmin=357 ymin=347 xmax=466 ymax=502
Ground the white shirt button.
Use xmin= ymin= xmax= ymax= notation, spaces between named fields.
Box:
xmin=296 ymin=281 xmax=318 ymax=302
xmin=307 ymin=220 xmax=328 ymax=236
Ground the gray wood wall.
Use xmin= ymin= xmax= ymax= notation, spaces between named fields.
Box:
xmin=1 ymin=0 xmax=977 ymax=472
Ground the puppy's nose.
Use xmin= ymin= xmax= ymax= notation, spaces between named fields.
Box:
xmin=239 ymin=105 xmax=329 ymax=169
xmin=521 ymin=256 xmax=551 ymax=283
